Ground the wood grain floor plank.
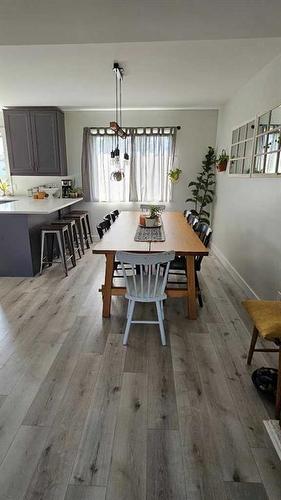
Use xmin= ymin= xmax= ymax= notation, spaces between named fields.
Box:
xmin=70 ymin=335 xmax=126 ymax=487
xmin=64 ymin=485 xmax=106 ymax=500
xmin=252 ymin=447 xmax=281 ymax=500
xmin=146 ymin=430 xmax=186 ymax=500
xmin=106 ymin=372 xmax=147 ymax=500
xmin=0 ymin=425 xmax=49 ymax=500
xmin=23 ymin=353 xmax=101 ymax=500
xmin=193 ymin=335 xmax=261 ymax=483
xmin=224 ymin=481 xmax=269 ymax=500
xmin=0 ymin=341 xmax=60 ymax=465
xmin=23 ymin=338 xmax=84 ymax=427
xmin=147 ymin=329 xmax=179 ymax=430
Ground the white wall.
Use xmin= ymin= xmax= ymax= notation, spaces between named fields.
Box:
xmin=214 ymin=53 xmax=281 ymax=299
xmin=65 ymin=109 xmax=218 ymax=229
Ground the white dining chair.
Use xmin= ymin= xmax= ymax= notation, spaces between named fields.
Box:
xmin=116 ymin=251 xmax=175 ymax=346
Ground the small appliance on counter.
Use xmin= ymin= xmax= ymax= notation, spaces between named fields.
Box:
xmin=61 ymin=179 xmax=73 ymax=198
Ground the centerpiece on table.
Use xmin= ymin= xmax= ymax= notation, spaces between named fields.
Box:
xmin=139 ymin=206 xmax=161 ymax=228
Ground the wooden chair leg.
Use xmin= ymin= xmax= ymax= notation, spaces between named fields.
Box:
xmin=86 ymin=214 xmax=93 ymax=243
xmin=275 ymin=347 xmax=281 ymax=418
xmin=247 ymin=326 xmax=259 ymax=365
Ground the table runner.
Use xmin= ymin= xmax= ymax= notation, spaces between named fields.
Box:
xmin=134 ymin=224 xmax=165 ymax=242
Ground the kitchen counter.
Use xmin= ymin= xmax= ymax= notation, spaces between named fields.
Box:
xmin=0 ymin=196 xmax=83 ymax=214
xmin=0 ymin=196 xmax=83 ymax=277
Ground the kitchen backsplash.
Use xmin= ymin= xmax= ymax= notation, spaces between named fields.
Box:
xmin=11 ymin=175 xmax=73 ymax=196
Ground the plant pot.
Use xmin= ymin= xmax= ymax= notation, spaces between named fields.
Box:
xmin=217 ymin=160 xmax=228 ymax=172
xmin=145 ymin=217 xmax=156 ymax=227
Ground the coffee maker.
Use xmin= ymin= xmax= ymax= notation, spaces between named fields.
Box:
xmin=61 ymin=179 xmax=73 ymax=198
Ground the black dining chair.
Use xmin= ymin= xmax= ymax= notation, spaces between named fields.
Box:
xmin=193 ymin=221 xmax=210 ymax=243
xmin=104 ymin=214 xmax=112 ymax=225
xmin=186 ymin=213 xmax=198 ymax=227
xmin=110 ymin=211 xmax=117 ymax=222
xmin=167 ymin=225 xmax=212 ymax=307
xmin=113 ymin=209 xmax=120 ymax=218
xmin=96 ymin=219 xmax=110 ymax=239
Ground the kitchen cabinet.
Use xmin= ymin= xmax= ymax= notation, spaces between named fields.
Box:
xmin=3 ymin=107 xmax=67 ymax=176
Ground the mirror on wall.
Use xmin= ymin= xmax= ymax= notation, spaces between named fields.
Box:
xmin=229 ymin=104 xmax=281 ymax=177
xmin=229 ymin=120 xmax=255 ymax=175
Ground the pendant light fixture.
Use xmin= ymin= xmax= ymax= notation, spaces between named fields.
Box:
xmin=110 ymin=62 xmax=129 ymax=180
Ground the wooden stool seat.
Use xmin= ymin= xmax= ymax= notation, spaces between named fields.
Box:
xmin=243 ymin=299 xmax=281 ymax=418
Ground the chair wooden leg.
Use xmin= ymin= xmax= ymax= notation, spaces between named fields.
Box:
xmin=123 ymin=300 xmax=135 ymax=345
xmin=247 ymin=326 xmax=259 ymax=365
xmin=156 ymin=301 xmax=166 ymax=346
xmin=275 ymin=347 xmax=281 ymax=418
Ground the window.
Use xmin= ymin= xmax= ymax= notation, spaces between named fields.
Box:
xmin=82 ymin=127 xmax=177 ymax=202
xmin=0 ymin=128 xmax=9 ymax=181
xmin=229 ymin=120 xmax=255 ymax=175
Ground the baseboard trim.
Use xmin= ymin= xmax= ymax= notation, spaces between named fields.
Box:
xmin=211 ymin=244 xmax=260 ymax=300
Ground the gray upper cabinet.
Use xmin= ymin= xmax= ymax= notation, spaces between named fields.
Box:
xmin=3 ymin=107 xmax=67 ymax=176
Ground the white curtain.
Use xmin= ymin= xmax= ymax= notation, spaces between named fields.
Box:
xmin=82 ymin=128 xmax=176 ymax=202
xmin=130 ymin=133 xmax=174 ymax=202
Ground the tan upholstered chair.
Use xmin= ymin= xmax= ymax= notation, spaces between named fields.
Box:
xmin=243 ymin=300 xmax=281 ymax=418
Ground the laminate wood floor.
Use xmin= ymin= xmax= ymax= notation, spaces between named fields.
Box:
xmin=0 ymin=248 xmax=280 ymax=500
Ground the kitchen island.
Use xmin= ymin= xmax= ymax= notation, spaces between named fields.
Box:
xmin=0 ymin=196 xmax=83 ymax=276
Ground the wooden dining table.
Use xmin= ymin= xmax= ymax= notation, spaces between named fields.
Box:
xmin=92 ymin=211 xmax=208 ymax=319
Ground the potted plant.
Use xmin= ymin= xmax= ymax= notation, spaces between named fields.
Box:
xmin=186 ymin=146 xmax=216 ymax=224
xmin=216 ymin=150 xmax=229 ymax=172
xmin=168 ymin=168 xmax=182 ymax=183
xmin=0 ymin=179 xmax=10 ymax=197
xmin=145 ymin=205 xmax=160 ymax=227
xmin=111 ymin=170 xmax=124 ymax=182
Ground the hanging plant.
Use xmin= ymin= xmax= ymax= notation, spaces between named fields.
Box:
xmin=168 ymin=168 xmax=182 ymax=183
xmin=216 ymin=149 xmax=229 ymax=172
xmin=111 ymin=170 xmax=124 ymax=182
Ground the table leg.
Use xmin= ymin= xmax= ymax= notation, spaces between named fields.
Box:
xmin=102 ymin=253 xmax=115 ymax=318
xmin=186 ymin=255 xmax=197 ymax=319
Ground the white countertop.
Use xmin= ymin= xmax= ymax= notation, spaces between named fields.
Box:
xmin=0 ymin=196 xmax=83 ymax=215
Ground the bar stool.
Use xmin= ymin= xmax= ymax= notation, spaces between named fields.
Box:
xmin=64 ymin=213 xmax=90 ymax=254
xmin=52 ymin=219 xmax=81 ymax=261
xmin=70 ymin=210 xmax=93 ymax=244
xmin=40 ymin=224 xmax=75 ymax=276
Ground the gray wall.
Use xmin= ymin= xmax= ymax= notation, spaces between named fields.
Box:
xmin=214 ymin=54 xmax=281 ymax=299
xmin=65 ymin=109 xmax=218 ymax=230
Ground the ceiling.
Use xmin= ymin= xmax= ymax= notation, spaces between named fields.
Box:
xmin=1 ymin=0 xmax=281 ymax=45
xmin=1 ymin=39 xmax=281 ymax=108
xmin=0 ymin=1 xmax=281 ymax=108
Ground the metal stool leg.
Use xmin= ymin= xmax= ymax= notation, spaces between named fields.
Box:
xmin=81 ymin=216 xmax=90 ymax=249
xmin=72 ymin=224 xmax=81 ymax=259
xmin=85 ymin=214 xmax=93 ymax=243
xmin=76 ymin=220 xmax=85 ymax=255
xmin=65 ymin=227 xmax=76 ymax=267
xmin=56 ymin=231 xmax=68 ymax=277
xmin=40 ymin=231 xmax=46 ymax=275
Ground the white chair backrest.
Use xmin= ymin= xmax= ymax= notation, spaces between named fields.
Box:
xmin=116 ymin=251 xmax=175 ymax=299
